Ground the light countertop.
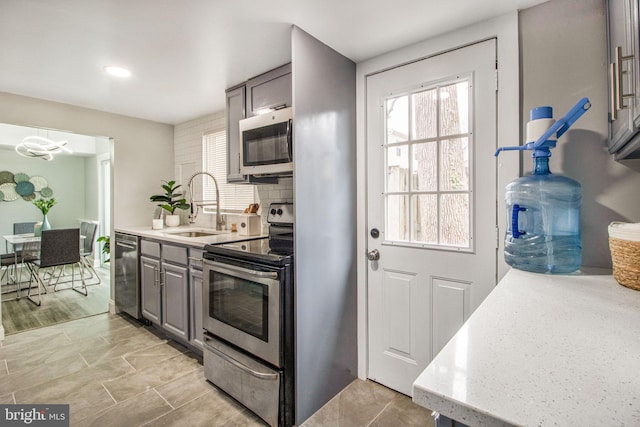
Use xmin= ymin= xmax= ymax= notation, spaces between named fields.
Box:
xmin=412 ymin=268 xmax=640 ymax=426
xmin=115 ymin=225 xmax=268 ymax=248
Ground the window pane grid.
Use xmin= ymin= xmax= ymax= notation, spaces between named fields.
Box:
xmin=384 ymin=78 xmax=472 ymax=249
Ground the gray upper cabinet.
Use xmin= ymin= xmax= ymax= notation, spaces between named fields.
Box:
xmin=246 ymin=63 xmax=292 ymax=117
xmin=607 ymin=0 xmax=640 ymax=159
xmin=226 ymin=64 xmax=290 ymax=183
xmin=226 ymin=84 xmax=247 ymax=183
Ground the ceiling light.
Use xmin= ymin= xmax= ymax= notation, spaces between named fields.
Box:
xmin=15 ymin=136 xmax=72 ymax=161
xmin=104 ymin=66 xmax=132 ymax=78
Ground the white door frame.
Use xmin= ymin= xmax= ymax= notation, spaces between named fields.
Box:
xmin=355 ymin=12 xmax=521 ymax=380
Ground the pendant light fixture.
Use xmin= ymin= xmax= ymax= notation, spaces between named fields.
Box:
xmin=15 ymin=135 xmax=72 ymax=161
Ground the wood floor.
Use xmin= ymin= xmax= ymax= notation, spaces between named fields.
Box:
xmin=1 ymin=265 xmax=110 ymax=335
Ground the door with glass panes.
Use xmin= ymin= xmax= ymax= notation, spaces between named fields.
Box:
xmin=366 ymin=39 xmax=498 ymax=395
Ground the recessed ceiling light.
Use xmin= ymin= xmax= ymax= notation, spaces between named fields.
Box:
xmin=104 ymin=66 xmax=132 ymax=78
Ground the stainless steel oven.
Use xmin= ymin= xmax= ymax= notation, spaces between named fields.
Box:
xmin=202 ymin=203 xmax=294 ymax=427
xmin=202 ymin=256 xmax=282 ymax=367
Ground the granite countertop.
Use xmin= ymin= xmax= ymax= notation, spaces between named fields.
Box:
xmin=412 ymin=268 xmax=640 ymax=427
xmin=115 ymin=225 xmax=268 ymax=248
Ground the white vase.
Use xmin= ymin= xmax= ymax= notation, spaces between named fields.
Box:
xmin=165 ymin=214 xmax=180 ymax=227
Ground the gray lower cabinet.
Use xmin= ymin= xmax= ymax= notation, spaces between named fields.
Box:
xmin=188 ymin=247 xmax=204 ymax=350
xmin=161 ymin=261 xmax=189 ymax=341
xmin=139 ymin=239 xmax=190 ymax=343
xmin=140 ymin=254 xmax=161 ymax=324
xmin=189 ymin=267 xmax=203 ymax=350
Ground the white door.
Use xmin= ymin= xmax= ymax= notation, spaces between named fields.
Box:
xmin=366 ymin=39 xmax=498 ymax=395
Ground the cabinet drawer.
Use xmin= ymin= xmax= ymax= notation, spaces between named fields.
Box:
xmin=140 ymin=239 xmax=160 ymax=258
xmin=188 ymin=248 xmax=204 ymax=270
xmin=162 ymin=244 xmax=188 ymax=265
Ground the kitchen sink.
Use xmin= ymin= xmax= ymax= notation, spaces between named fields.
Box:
xmin=165 ymin=230 xmax=227 ymax=238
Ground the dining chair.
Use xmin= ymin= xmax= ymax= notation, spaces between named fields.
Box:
xmin=80 ymin=220 xmax=100 ymax=284
xmin=11 ymin=222 xmax=37 ymax=254
xmin=24 ymin=228 xmax=87 ymax=306
xmin=1 ymin=253 xmax=17 ymax=286
xmin=2 ymin=223 xmax=38 ymax=290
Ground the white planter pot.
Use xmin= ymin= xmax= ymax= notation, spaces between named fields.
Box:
xmin=165 ymin=214 xmax=180 ymax=227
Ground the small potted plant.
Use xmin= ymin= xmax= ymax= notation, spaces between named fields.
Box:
xmin=32 ymin=197 xmax=57 ymax=236
xmin=96 ymin=235 xmax=110 ymax=263
xmin=150 ymin=180 xmax=189 ymax=227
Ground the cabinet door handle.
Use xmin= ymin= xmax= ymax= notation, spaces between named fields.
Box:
xmin=610 ymin=62 xmax=618 ymax=121
xmin=154 ymin=267 xmax=159 ymax=286
xmin=613 ymin=46 xmax=635 ymax=116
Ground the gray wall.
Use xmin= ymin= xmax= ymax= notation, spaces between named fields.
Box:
xmin=0 ymin=91 xmax=174 ymax=229
xmin=292 ymin=26 xmax=358 ymax=423
xmin=520 ymin=0 xmax=640 ymax=268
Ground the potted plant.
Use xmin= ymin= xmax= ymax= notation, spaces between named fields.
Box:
xmin=32 ymin=198 xmax=57 ymax=236
xmin=96 ymin=235 xmax=110 ymax=263
xmin=150 ymin=180 xmax=189 ymax=227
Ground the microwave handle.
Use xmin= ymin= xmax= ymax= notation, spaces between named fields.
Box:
xmin=287 ymin=118 xmax=293 ymax=161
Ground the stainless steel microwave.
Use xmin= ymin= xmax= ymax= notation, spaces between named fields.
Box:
xmin=239 ymin=107 xmax=293 ymax=176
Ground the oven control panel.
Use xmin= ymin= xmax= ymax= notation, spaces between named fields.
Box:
xmin=267 ymin=202 xmax=293 ymax=225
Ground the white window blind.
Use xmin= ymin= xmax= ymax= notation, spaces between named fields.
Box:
xmin=202 ymin=129 xmax=255 ymax=212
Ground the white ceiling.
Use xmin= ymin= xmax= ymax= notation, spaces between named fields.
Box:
xmin=0 ymin=0 xmax=547 ymax=125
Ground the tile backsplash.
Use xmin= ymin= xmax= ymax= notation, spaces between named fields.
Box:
xmin=174 ymin=112 xmax=292 ymax=231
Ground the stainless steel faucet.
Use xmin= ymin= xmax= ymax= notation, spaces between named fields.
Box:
xmin=187 ymin=171 xmax=222 ymax=230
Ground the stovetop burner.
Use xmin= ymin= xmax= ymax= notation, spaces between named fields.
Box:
xmin=204 ymin=237 xmax=293 ymax=267
xmin=204 ymin=202 xmax=293 ymax=267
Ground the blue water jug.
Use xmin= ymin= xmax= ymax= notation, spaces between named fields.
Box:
xmin=495 ymin=99 xmax=591 ymax=274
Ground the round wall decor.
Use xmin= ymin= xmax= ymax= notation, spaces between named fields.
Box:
xmin=0 ymin=171 xmax=14 ymax=185
xmin=16 ymin=180 xmax=35 ymax=196
xmin=0 ymin=171 xmax=53 ymax=202
xmin=40 ymin=187 xmax=54 ymax=198
xmin=14 ymin=172 xmax=30 ymax=183
xmin=0 ymin=183 xmax=19 ymax=201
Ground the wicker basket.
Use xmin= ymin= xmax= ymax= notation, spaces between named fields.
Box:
xmin=609 ymin=237 xmax=640 ymax=291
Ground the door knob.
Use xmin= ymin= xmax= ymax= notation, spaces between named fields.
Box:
xmin=367 ymin=249 xmax=380 ymax=261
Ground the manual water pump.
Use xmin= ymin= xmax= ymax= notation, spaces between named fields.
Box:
xmin=494 ymin=97 xmax=591 ymax=274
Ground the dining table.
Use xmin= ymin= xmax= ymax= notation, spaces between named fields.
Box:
xmin=3 ymin=231 xmax=86 ymax=278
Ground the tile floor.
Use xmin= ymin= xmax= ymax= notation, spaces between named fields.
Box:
xmin=0 ymin=313 xmax=434 ymax=426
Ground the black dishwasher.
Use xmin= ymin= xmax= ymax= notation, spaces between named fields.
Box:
xmin=114 ymin=232 xmax=141 ymax=319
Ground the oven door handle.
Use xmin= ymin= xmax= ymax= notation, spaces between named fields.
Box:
xmin=207 ymin=261 xmax=278 ymax=280
xmin=203 ymin=335 xmax=278 ymax=380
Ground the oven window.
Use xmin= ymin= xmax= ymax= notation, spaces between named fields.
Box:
xmin=243 ymin=121 xmax=291 ymax=166
xmin=209 ymin=270 xmax=269 ymax=342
